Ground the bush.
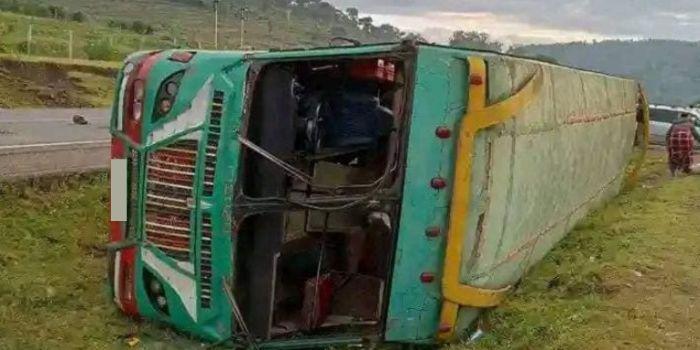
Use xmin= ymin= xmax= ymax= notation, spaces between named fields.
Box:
xmin=20 ymin=2 xmax=50 ymax=17
xmin=0 ymin=0 xmax=20 ymax=12
xmin=70 ymin=11 xmax=88 ymax=23
xmin=48 ymin=5 xmax=66 ymax=19
xmin=107 ymin=19 xmax=129 ymax=30
xmin=83 ymin=38 xmax=119 ymax=61
xmin=131 ymin=21 xmax=154 ymax=35
xmin=0 ymin=41 xmax=12 ymax=54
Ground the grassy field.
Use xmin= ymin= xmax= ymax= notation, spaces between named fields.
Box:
xmin=1 ymin=151 xmax=698 ymax=349
xmin=0 ymin=54 xmax=117 ymax=108
xmin=0 ymin=11 xmax=176 ymax=61
xmin=24 ymin=0 xmax=378 ymax=50
xmin=0 ymin=175 xmax=201 ymax=349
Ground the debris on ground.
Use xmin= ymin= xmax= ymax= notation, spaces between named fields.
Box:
xmin=72 ymin=114 xmax=88 ymax=125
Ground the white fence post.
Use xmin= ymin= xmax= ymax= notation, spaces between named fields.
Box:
xmin=213 ymin=0 xmax=219 ymax=49
xmin=27 ymin=23 xmax=33 ymax=55
xmin=68 ymin=30 xmax=73 ymax=60
xmin=240 ymin=19 xmax=245 ymax=49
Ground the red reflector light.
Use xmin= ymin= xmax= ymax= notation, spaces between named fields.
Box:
xmin=439 ymin=324 xmax=452 ymax=333
xmin=431 ymin=177 xmax=447 ymax=190
xmin=470 ymin=74 xmax=484 ymax=86
xmin=420 ymin=272 xmax=435 ymax=283
xmin=111 ymin=138 xmax=125 ymax=159
xmin=169 ymin=51 xmax=195 ymax=63
xmin=119 ymin=251 xmax=139 ymax=316
xmin=425 ymin=226 xmax=441 ymax=238
xmin=435 ymin=126 xmax=452 ymax=139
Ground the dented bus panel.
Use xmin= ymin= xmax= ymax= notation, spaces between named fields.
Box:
xmin=108 ymin=42 xmax=648 ymax=347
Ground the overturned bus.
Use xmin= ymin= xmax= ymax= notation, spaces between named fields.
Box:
xmin=108 ymin=42 xmax=648 ymax=348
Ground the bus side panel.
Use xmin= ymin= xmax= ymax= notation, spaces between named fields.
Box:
xmin=454 ymin=58 xmax=640 ymax=330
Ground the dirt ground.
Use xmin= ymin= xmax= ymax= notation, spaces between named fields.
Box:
xmin=0 ymin=57 xmax=117 ymax=108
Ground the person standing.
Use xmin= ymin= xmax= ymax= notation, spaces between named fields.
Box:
xmin=666 ymin=113 xmax=700 ymax=176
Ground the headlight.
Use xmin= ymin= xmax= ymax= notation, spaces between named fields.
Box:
xmin=153 ymin=71 xmax=185 ymax=121
xmin=165 ymin=81 xmax=179 ymax=96
xmin=149 ymin=279 xmax=163 ymax=294
xmin=132 ymin=80 xmax=144 ymax=122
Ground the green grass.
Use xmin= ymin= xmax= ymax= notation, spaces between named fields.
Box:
xmin=0 ymin=175 xmax=127 ymax=349
xmin=0 ymin=175 xmax=202 ymax=349
xmin=2 ymin=151 xmax=698 ymax=349
xmin=67 ymin=70 xmax=115 ymax=106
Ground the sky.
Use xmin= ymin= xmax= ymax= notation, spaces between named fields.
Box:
xmin=327 ymin=0 xmax=700 ymax=45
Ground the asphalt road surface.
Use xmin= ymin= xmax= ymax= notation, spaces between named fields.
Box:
xmin=0 ymin=108 xmax=111 ymax=178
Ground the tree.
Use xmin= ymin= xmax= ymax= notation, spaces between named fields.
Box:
xmin=295 ymin=0 xmax=318 ymax=7
xmin=84 ymin=38 xmax=120 ymax=61
xmin=374 ymin=23 xmax=401 ymax=41
xmin=449 ymin=30 xmax=503 ymax=52
xmin=358 ymin=16 xmax=373 ymax=33
xmin=346 ymin=7 xmax=358 ymax=23
xmin=48 ymin=6 xmax=67 ymax=19
xmin=312 ymin=1 xmax=335 ymax=22
xmin=402 ymin=31 xmax=426 ymax=42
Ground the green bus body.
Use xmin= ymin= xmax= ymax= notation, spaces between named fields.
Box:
xmin=108 ymin=42 xmax=647 ymax=348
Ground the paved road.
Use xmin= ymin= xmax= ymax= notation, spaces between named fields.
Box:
xmin=0 ymin=108 xmax=111 ymax=178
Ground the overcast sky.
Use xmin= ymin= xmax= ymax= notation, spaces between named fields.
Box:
xmin=327 ymin=0 xmax=700 ymax=45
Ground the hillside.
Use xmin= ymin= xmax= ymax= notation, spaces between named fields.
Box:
xmin=1 ymin=0 xmax=403 ymax=56
xmin=0 ymin=10 xmax=175 ymax=61
xmin=513 ymin=40 xmax=700 ymax=106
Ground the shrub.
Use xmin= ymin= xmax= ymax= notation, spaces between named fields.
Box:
xmin=48 ymin=5 xmax=67 ymax=19
xmin=131 ymin=21 xmax=154 ymax=35
xmin=70 ymin=11 xmax=88 ymax=23
xmin=0 ymin=0 xmax=20 ymax=12
xmin=83 ymin=38 xmax=119 ymax=61
xmin=107 ymin=19 xmax=129 ymax=30
xmin=21 ymin=2 xmax=50 ymax=17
